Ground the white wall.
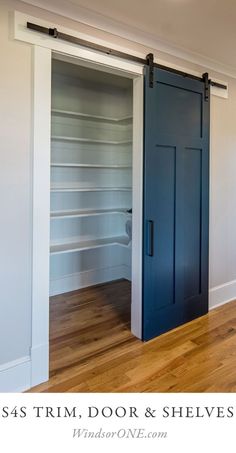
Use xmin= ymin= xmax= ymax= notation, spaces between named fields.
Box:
xmin=0 ymin=0 xmax=32 ymax=366
xmin=1 ymin=0 xmax=236 ymax=388
xmin=210 ymin=89 xmax=236 ymax=289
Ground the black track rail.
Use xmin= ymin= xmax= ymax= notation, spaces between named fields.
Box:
xmin=27 ymin=21 xmax=227 ymax=91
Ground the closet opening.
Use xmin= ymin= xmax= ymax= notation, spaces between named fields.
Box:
xmin=49 ymin=53 xmax=135 ymax=373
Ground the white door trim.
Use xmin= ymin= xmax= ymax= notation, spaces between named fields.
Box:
xmin=131 ymin=76 xmax=144 ymax=338
xmin=31 ymin=45 xmax=51 ymax=387
xmin=13 ymin=11 xmax=143 ymax=76
xmin=14 ymin=11 xmax=144 ymax=389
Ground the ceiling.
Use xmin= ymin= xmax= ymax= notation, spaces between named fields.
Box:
xmin=24 ymin=0 xmax=236 ymax=73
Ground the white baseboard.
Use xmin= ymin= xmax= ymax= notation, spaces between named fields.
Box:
xmin=50 ymin=265 xmax=131 ymax=296
xmin=0 ymin=356 xmax=31 ymax=393
xmin=209 ymin=279 xmax=236 ymax=310
xmin=0 ymin=343 xmax=49 ymax=393
xmin=31 ymin=343 xmax=49 ymax=388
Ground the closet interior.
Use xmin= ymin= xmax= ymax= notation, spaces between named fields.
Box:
xmin=50 ymin=57 xmax=133 ymax=300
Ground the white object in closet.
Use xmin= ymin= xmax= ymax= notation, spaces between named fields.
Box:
xmin=50 ymin=61 xmax=133 ymax=296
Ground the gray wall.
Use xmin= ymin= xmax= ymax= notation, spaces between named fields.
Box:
xmin=1 ymin=0 xmax=236 ymax=368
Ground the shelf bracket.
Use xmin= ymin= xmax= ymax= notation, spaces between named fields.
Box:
xmin=146 ymin=53 xmax=154 ymax=88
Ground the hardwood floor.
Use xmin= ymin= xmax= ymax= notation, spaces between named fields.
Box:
xmin=30 ymin=279 xmax=236 ymax=392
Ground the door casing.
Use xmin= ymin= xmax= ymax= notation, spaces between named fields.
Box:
xmin=31 ymin=49 xmax=144 ymax=388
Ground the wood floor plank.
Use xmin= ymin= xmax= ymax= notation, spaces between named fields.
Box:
xmin=28 ymin=279 xmax=236 ymax=392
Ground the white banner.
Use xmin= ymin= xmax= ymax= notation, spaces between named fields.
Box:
xmin=0 ymin=393 xmax=234 ymax=452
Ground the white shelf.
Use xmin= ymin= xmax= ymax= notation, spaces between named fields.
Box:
xmin=51 ymin=109 xmax=133 ymax=123
xmin=51 ymin=163 xmax=132 ymax=169
xmin=51 ymin=208 xmax=129 ymax=219
xmin=51 ymin=186 xmax=132 ymax=192
xmin=50 ymin=235 xmax=130 ymax=255
xmin=51 ymin=136 xmax=132 ymax=145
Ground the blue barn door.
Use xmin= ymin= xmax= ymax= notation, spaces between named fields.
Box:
xmin=143 ymin=67 xmax=209 ymax=341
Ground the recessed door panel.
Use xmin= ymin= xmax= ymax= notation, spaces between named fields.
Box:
xmin=154 ymin=83 xmax=202 ymax=139
xmin=144 ymin=145 xmax=176 ymax=311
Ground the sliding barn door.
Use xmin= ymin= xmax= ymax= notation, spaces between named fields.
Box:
xmin=143 ymin=67 xmax=209 ymax=341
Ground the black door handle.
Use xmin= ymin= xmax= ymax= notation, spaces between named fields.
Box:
xmin=146 ymin=220 xmax=154 ymax=256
